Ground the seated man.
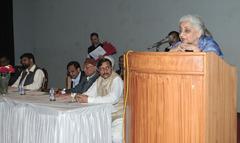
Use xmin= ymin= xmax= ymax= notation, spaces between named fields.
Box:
xmin=0 ymin=55 xmax=10 ymax=66
xmin=75 ymin=58 xmax=123 ymax=143
xmin=64 ymin=58 xmax=99 ymax=94
xmin=0 ymin=55 xmax=24 ymax=86
xmin=66 ymin=61 xmax=85 ymax=89
xmin=12 ymin=53 xmax=45 ymax=91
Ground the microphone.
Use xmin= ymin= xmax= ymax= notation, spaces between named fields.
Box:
xmin=152 ymin=36 xmax=170 ymax=48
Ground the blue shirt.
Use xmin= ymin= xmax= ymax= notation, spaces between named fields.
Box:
xmin=198 ymin=35 xmax=223 ymax=57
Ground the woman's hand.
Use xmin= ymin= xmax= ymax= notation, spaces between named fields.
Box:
xmin=169 ymin=45 xmax=185 ymax=52
xmin=180 ymin=43 xmax=201 ymax=52
xmin=170 ymin=43 xmax=201 ymax=52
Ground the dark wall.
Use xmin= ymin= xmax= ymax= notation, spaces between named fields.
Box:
xmin=0 ymin=0 xmax=14 ymax=65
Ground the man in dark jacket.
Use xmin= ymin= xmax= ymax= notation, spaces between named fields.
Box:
xmin=65 ymin=58 xmax=99 ymax=94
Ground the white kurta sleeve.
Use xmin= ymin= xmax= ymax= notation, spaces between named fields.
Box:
xmin=24 ymin=69 xmax=45 ymax=91
xmin=83 ymin=80 xmax=98 ymax=97
xmin=87 ymin=76 xmax=123 ymax=104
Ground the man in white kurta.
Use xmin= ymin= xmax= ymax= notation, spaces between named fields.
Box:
xmin=76 ymin=58 xmax=123 ymax=143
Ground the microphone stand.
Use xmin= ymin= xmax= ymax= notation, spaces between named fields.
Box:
xmin=149 ymin=37 xmax=169 ymax=51
xmin=156 ymin=45 xmax=160 ymax=52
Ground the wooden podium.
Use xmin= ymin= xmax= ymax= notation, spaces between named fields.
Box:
xmin=124 ymin=52 xmax=237 ymax=143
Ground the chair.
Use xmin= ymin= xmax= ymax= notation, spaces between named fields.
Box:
xmin=41 ymin=68 xmax=48 ymax=92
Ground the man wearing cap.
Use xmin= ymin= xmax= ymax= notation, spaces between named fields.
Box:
xmin=75 ymin=58 xmax=123 ymax=143
xmin=64 ymin=58 xmax=99 ymax=94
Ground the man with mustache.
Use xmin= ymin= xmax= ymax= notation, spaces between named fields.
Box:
xmin=65 ymin=61 xmax=85 ymax=89
xmin=12 ymin=53 xmax=45 ymax=91
xmin=75 ymin=57 xmax=123 ymax=143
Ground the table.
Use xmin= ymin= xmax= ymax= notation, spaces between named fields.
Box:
xmin=0 ymin=90 xmax=113 ymax=143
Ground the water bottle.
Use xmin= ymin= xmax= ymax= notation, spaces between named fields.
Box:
xmin=49 ymin=87 xmax=56 ymax=101
xmin=18 ymin=82 xmax=25 ymax=95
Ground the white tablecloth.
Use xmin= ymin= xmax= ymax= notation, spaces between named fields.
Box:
xmin=0 ymin=90 xmax=113 ymax=143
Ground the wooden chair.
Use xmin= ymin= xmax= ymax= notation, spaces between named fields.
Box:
xmin=41 ymin=68 xmax=48 ymax=92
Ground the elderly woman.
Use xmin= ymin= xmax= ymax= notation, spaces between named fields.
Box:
xmin=170 ymin=15 xmax=223 ymax=57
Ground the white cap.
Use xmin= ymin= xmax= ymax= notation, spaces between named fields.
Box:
xmin=104 ymin=55 xmax=115 ymax=68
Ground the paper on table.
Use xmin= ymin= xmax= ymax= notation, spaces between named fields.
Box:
xmin=89 ymin=46 xmax=106 ymax=60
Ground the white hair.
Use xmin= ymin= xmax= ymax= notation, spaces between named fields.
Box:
xmin=179 ymin=14 xmax=211 ymax=36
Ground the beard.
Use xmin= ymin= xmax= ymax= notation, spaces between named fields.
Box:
xmin=22 ymin=64 xmax=29 ymax=69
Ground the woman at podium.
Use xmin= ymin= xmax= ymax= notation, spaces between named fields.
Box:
xmin=170 ymin=14 xmax=223 ymax=57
